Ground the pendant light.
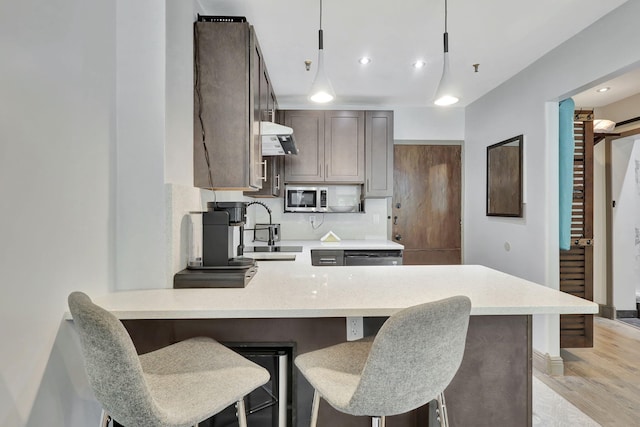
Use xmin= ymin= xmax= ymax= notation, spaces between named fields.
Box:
xmin=309 ymin=0 xmax=335 ymax=103
xmin=434 ymin=0 xmax=459 ymax=106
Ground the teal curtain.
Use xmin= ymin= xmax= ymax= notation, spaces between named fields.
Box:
xmin=559 ymin=98 xmax=575 ymax=251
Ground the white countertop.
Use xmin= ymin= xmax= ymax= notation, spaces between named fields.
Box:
xmin=87 ymin=241 xmax=597 ymax=320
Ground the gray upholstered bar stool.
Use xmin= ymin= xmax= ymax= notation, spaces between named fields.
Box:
xmin=68 ymin=291 xmax=270 ymax=427
xmin=295 ymin=296 xmax=471 ymax=427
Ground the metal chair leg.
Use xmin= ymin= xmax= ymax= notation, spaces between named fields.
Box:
xmin=237 ymin=398 xmax=248 ymax=427
xmin=372 ymin=415 xmax=386 ymax=427
xmin=310 ymin=390 xmax=320 ymax=427
xmin=436 ymin=392 xmax=449 ymax=427
xmin=100 ymin=410 xmax=110 ymax=427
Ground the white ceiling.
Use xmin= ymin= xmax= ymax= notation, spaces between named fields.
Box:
xmin=572 ymin=66 xmax=640 ymax=108
xmin=199 ymin=0 xmax=629 ymax=108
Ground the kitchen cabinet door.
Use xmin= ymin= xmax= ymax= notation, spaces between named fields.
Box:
xmin=193 ymin=21 xmax=264 ymax=190
xmin=284 ymin=110 xmax=325 ymax=182
xmin=325 ymin=110 xmax=365 ymax=182
xmin=251 ymin=31 xmax=266 ymax=188
xmin=245 ymin=156 xmax=283 ymax=198
xmin=365 ymin=110 xmax=394 ymax=197
xmin=284 ymin=110 xmax=364 ymax=184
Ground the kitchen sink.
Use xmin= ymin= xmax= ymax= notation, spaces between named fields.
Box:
xmin=244 ymin=245 xmax=303 ymax=253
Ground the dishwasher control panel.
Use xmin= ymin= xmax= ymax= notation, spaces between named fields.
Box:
xmin=311 ymin=249 xmax=403 ymax=266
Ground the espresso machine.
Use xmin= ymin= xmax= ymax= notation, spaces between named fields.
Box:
xmin=174 ymin=202 xmax=257 ymax=288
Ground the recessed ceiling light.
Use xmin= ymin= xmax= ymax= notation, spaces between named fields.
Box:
xmin=596 ymin=87 xmax=610 ymax=93
xmin=358 ymin=57 xmax=371 ymax=65
xmin=413 ymin=60 xmax=426 ymax=69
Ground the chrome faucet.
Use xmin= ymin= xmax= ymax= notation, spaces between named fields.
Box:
xmin=246 ymin=201 xmax=275 ymax=246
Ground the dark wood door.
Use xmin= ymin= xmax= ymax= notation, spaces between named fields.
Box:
xmin=393 ymin=145 xmax=462 ymax=265
xmin=560 ymin=110 xmax=594 ymax=348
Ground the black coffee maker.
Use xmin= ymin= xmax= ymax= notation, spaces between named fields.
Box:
xmin=201 ymin=201 xmax=255 ymax=267
xmin=174 ymin=202 xmax=257 ymax=288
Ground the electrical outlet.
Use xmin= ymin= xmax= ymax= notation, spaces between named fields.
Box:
xmin=346 ymin=316 xmax=364 ymax=341
xmin=309 ymin=215 xmax=316 ymax=224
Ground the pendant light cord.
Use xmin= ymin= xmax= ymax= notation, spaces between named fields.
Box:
xmin=443 ymin=0 xmax=449 ymax=54
xmin=318 ymin=0 xmax=324 ymax=50
xmin=444 ymin=0 xmax=448 ymax=33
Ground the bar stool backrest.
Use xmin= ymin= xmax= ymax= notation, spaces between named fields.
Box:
xmin=68 ymin=292 xmax=160 ymax=426
xmin=346 ymin=295 xmax=471 ymax=416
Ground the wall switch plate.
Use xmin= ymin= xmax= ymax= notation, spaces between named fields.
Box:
xmin=346 ymin=316 xmax=364 ymax=341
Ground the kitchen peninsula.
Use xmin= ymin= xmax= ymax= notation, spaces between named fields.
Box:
xmin=84 ymin=244 xmax=597 ymax=427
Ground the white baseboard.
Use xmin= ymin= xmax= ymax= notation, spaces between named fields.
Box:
xmin=533 ymin=350 xmax=564 ymax=376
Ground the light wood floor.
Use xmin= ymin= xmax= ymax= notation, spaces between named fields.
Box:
xmin=534 ymin=317 xmax=640 ymax=426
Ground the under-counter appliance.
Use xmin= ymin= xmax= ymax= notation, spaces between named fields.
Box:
xmin=205 ymin=344 xmax=293 ymax=427
xmin=311 ymin=249 xmax=403 ymax=266
xmin=284 ymin=186 xmax=328 ymax=212
xmin=174 ymin=202 xmax=257 ymax=288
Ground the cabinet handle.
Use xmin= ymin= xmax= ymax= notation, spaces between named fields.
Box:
xmin=367 ymin=178 xmax=370 ymax=192
xmin=394 ymin=234 xmax=402 ymax=241
xmin=261 ymin=160 xmax=267 ymax=181
xmin=325 ymin=163 xmax=329 ymax=179
xmin=275 ymin=174 xmax=280 ymax=190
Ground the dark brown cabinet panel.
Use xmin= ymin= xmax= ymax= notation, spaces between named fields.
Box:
xmin=284 ymin=110 xmax=364 ymax=184
xmin=325 ymin=110 xmax=365 ymax=182
xmin=245 ymin=156 xmax=283 ymax=198
xmin=365 ymin=111 xmax=394 ymax=197
xmin=193 ymin=21 xmax=265 ymax=190
xmin=284 ymin=110 xmax=325 ymax=182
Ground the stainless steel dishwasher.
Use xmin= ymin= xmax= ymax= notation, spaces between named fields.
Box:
xmin=311 ymin=249 xmax=403 ymax=266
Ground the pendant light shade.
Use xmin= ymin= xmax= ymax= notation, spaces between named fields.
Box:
xmin=309 ymin=0 xmax=335 ymax=103
xmin=433 ymin=0 xmax=459 ymax=106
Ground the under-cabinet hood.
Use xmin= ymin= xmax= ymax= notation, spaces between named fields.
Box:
xmin=260 ymin=122 xmax=298 ymax=156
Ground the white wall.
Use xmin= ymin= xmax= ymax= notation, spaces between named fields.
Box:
xmin=596 ymin=92 xmax=640 ymax=134
xmin=0 ymin=0 xmax=116 ymax=425
xmin=393 ymin=107 xmax=465 ymax=141
xmin=593 ymin=141 xmax=607 ymax=305
xmin=611 ymin=137 xmax=640 ymax=311
xmin=115 ymin=0 xmax=168 ymax=291
xmin=464 ymin=1 xmax=640 ymax=356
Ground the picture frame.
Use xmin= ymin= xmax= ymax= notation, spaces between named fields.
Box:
xmin=486 ymin=135 xmax=523 ymax=217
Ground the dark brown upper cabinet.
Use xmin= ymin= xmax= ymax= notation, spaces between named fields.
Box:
xmin=193 ymin=21 xmax=272 ymax=190
xmin=365 ymin=111 xmax=394 ymax=197
xmin=284 ymin=110 xmax=365 ymax=184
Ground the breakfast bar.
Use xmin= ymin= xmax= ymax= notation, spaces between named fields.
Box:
xmin=86 ymin=251 xmax=597 ymax=427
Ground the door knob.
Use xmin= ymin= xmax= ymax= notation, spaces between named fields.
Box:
xmin=395 ymin=202 xmax=401 ymax=209
xmin=394 ymin=234 xmax=402 ymax=241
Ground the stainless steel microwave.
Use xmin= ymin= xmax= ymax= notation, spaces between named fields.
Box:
xmin=284 ymin=186 xmax=328 ymax=212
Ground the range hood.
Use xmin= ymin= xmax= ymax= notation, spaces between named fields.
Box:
xmin=260 ymin=122 xmax=298 ymax=155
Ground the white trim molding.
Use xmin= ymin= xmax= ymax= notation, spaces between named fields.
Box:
xmin=533 ymin=350 xmax=564 ymax=376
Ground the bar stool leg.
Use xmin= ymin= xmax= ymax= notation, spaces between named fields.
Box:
xmin=310 ymin=390 xmax=320 ymax=427
xmin=100 ymin=410 xmax=110 ymax=427
xmin=372 ymin=415 xmax=386 ymax=427
xmin=237 ymin=398 xmax=248 ymax=427
xmin=436 ymin=392 xmax=449 ymax=427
